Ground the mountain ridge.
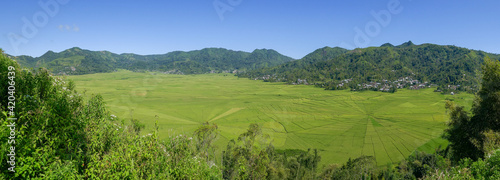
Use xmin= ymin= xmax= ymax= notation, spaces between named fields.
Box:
xmin=8 ymin=42 xmax=500 ymax=92
xmin=13 ymin=47 xmax=296 ymax=75
xmin=239 ymin=42 xmax=500 ymax=92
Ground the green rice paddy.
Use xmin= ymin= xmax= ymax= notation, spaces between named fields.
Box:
xmin=67 ymin=70 xmax=474 ymax=166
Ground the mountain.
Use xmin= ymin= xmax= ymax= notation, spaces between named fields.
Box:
xmin=239 ymin=42 xmax=500 ymax=92
xmin=397 ymin=40 xmax=415 ymax=48
xmin=380 ymin=43 xmax=394 ymax=47
xmin=13 ymin=47 xmax=295 ymax=75
xmin=239 ymin=46 xmax=349 ymax=80
xmin=16 ymin=47 xmax=120 ymax=74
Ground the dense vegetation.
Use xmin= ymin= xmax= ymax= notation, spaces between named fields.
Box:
xmin=12 ymin=47 xmax=295 ymax=75
xmin=237 ymin=46 xmax=348 ymax=81
xmin=240 ymin=41 xmax=500 ymax=93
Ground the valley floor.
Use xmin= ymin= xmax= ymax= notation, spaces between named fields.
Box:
xmin=67 ymin=70 xmax=474 ymax=166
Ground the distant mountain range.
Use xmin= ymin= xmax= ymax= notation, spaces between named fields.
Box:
xmin=7 ymin=41 xmax=500 ymax=92
xmin=11 ymin=47 xmax=295 ymax=75
xmin=239 ymin=41 xmax=500 ymax=92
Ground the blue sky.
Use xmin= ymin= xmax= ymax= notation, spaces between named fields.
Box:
xmin=1 ymin=0 xmax=499 ymax=59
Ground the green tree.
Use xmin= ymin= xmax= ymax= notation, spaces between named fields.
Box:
xmin=222 ymin=123 xmax=271 ymax=179
xmin=443 ymin=57 xmax=500 ymax=161
xmin=194 ymin=122 xmax=219 ymax=163
xmin=321 ymin=156 xmax=377 ymax=180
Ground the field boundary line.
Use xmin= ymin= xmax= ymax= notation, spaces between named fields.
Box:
xmin=209 ymin=107 xmax=245 ymax=122
xmin=372 ymin=116 xmax=413 ymax=153
xmin=372 ymin=120 xmax=394 ymax=164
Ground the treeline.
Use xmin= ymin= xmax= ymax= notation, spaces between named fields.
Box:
xmin=239 ymin=41 xmax=500 ymax=93
xmin=12 ymin=47 xmax=295 ymax=75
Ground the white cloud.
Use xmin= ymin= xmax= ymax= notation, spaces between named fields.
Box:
xmin=58 ymin=24 xmax=80 ymax=32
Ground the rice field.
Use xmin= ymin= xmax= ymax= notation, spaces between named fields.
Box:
xmin=67 ymin=70 xmax=474 ymax=166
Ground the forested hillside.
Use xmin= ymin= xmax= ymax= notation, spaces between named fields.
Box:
xmin=239 ymin=42 xmax=500 ymax=93
xmin=13 ymin=42 xmax=499 ymax=93
xmin=238 ymin=46 xmax=349 ymax=82
xmin=13 ymin=47 xmax=295 ymax=75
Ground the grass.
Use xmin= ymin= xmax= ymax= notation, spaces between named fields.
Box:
xmin=66 ymin=70 xmax=474 ymax=166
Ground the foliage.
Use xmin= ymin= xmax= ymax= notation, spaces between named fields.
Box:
xmin=398 ymin=150 xmax=450 ymax=179
xmin=423 ymin=149 xmax=500 ymax=179
xmin=131 ymin=118 xmax=146 ymax=134
xmin=443 ymin=57 xmax=500 ymax=161
xmin=319 ymin=156 xmax=377 ymax=180
xmin=443 ymin=100 xmax=482 ymax=161
xmin=194 ymin=122 xmax=219 ymax=163
xmin=222 ymin=124 xmax=322 ymax=180
xmin=222 ymin=124 xmax=272 ymax=179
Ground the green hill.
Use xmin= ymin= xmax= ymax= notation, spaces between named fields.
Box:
xmin=239 ymin=46 xmax=349 ymax=81
xmin=16 ymin=47 xmax=119 ymax=74
xmin=240 ymin=42 xmax=500 ymax=92
xmin=13 ymin=47 xmax=295 ymax=75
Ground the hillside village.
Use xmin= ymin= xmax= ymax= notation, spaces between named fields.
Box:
xmin=251 ymin=74 xmax=466 ymax=94
xmin=347 ymin=77 xmax=433 ymax=91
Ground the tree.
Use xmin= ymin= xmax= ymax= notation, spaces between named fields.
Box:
xmin=444 ymin=57 xmax=500 ymax=161
xmin=194 ymin=122 xmax=219 ymax=162
xmin=222 ymin=123 xmax=271 ymax=179
xmin=389 ymin=86 xmax=397 ymax=93
xmin=321 ymin=156 xmax=376 ymax=180
xmin=443 ymin=101 xmax=481 ymax=161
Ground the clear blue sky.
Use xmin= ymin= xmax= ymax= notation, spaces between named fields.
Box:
xmin=1 ymin=0 xmax=499 ymax=59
